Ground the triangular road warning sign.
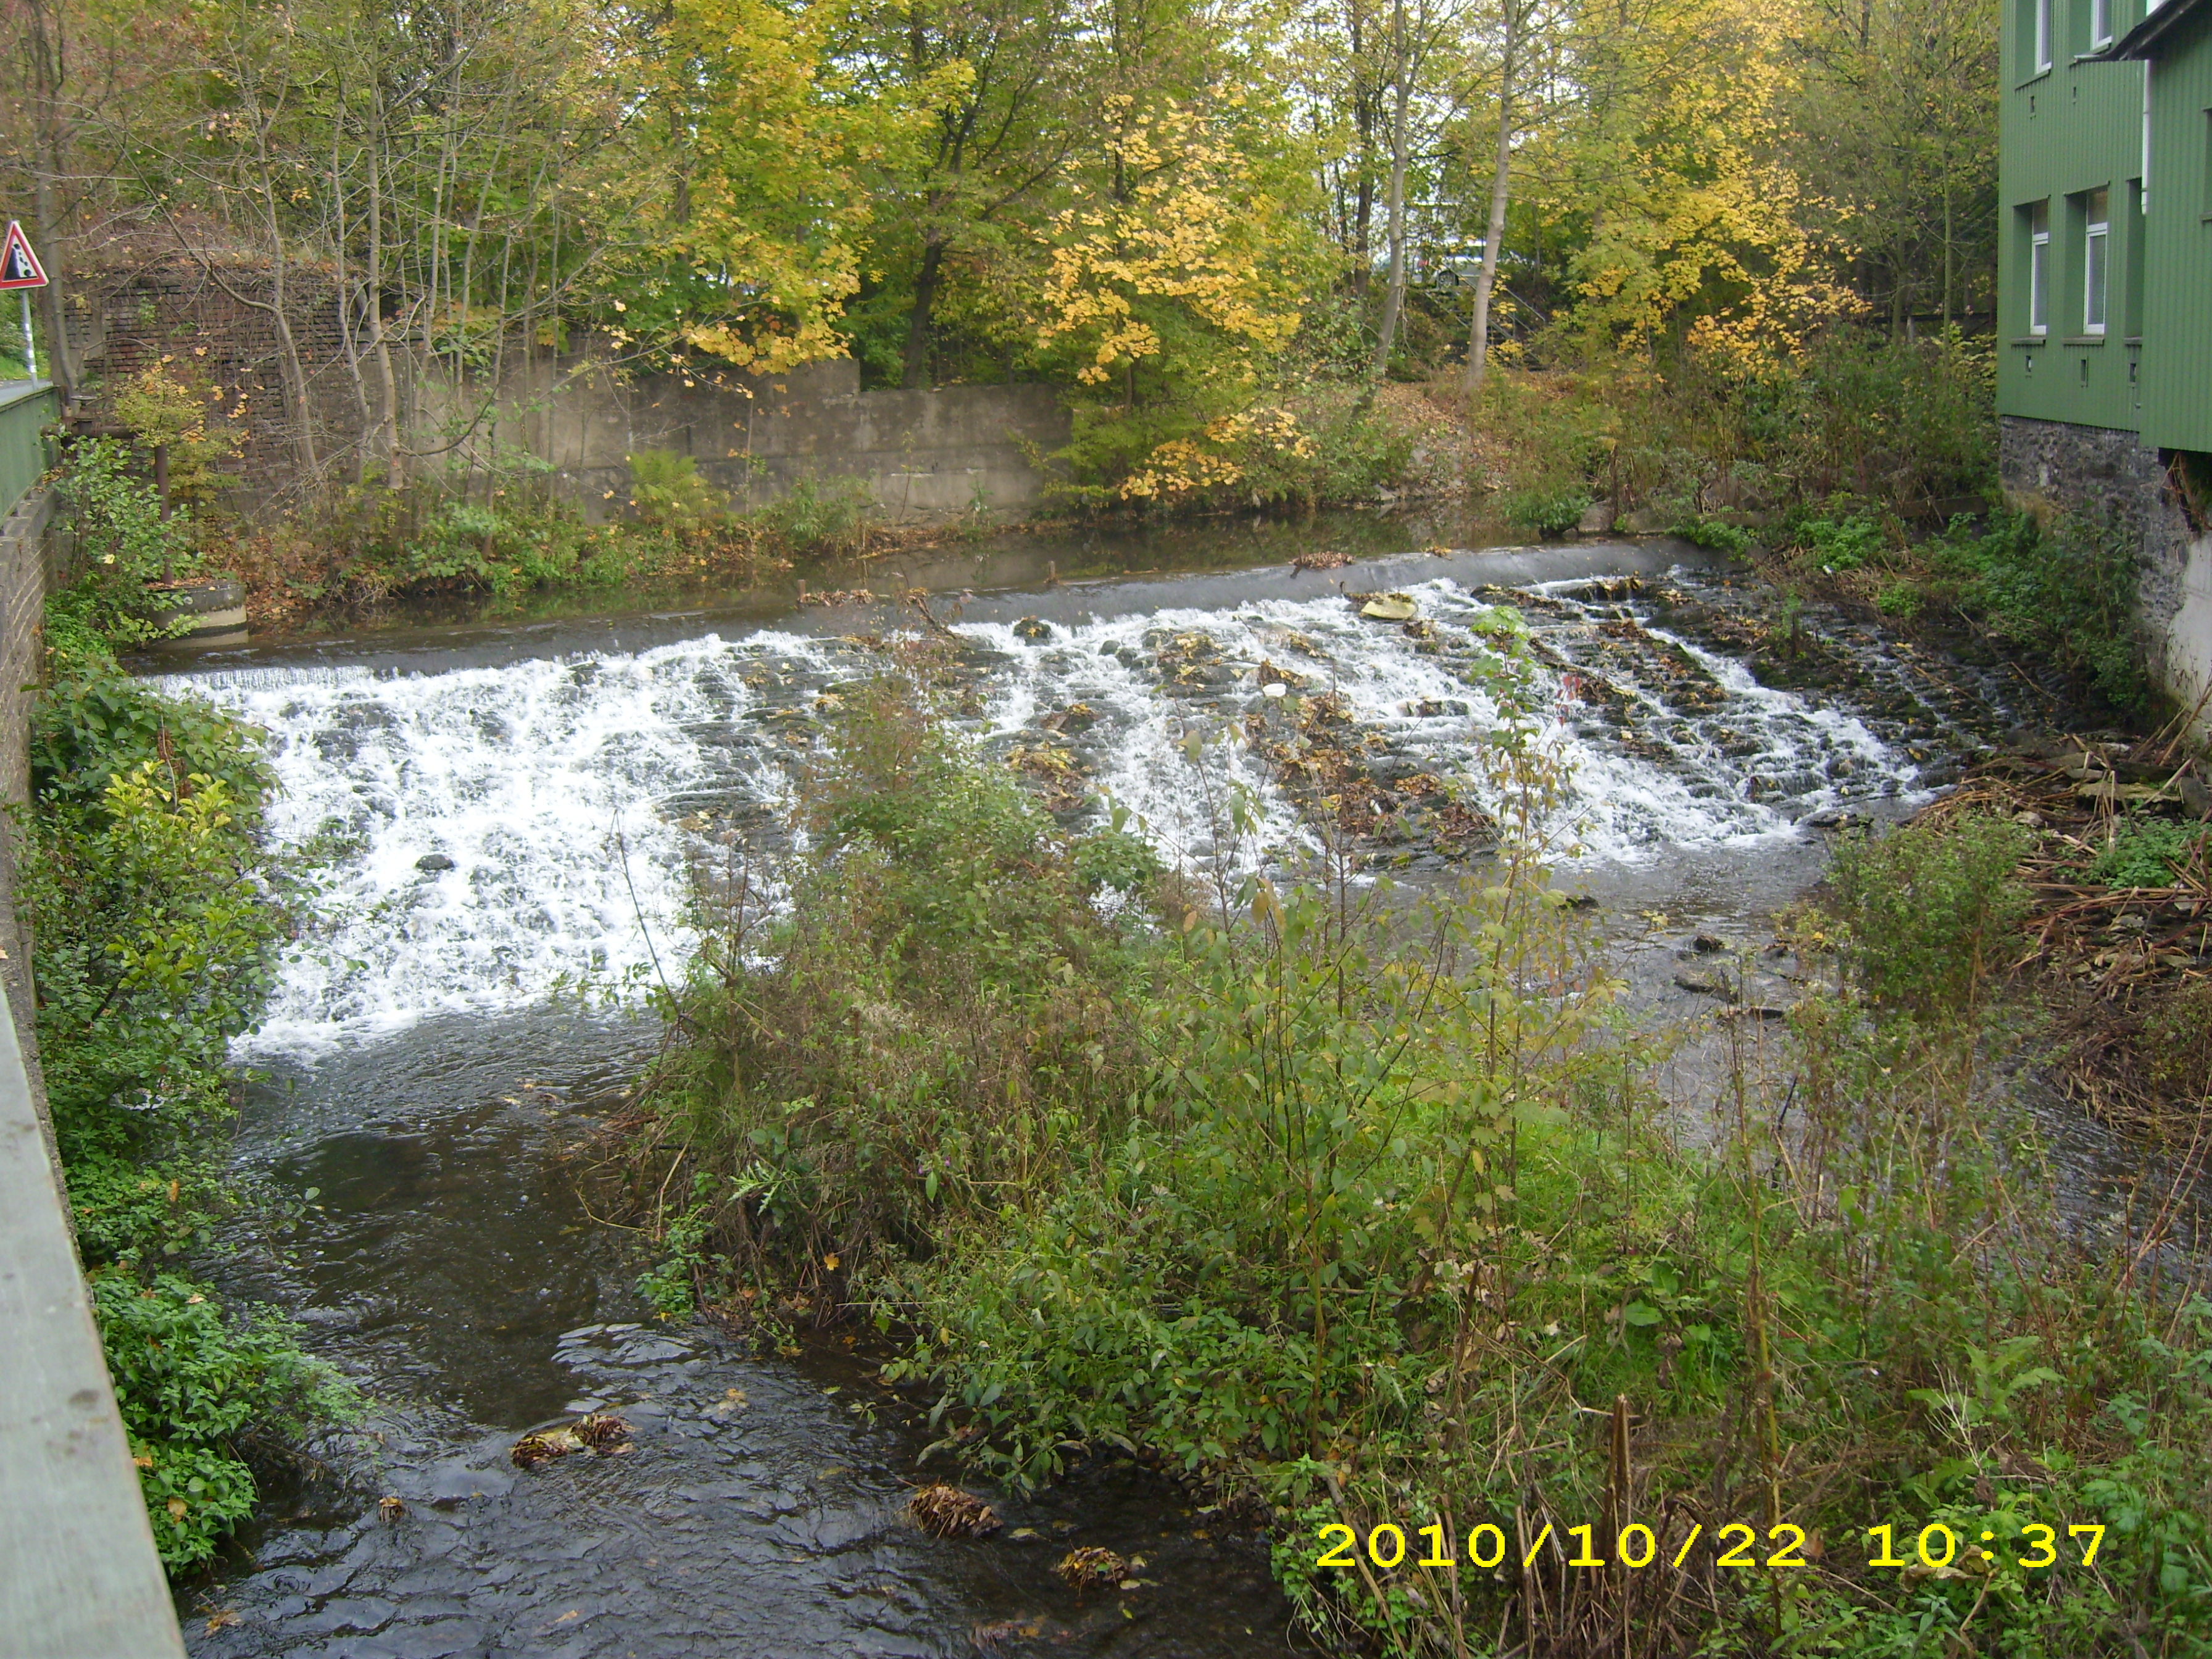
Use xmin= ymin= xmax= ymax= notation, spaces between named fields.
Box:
xmin=0 ymin=222 xmax=49 ymax=289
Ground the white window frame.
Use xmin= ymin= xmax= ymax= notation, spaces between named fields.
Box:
xmin=2029 ymin=202 xmax=2052 ymax=335
xmin=2034 ymin=0 xmax=2053 ymax=70
xmin=2084 ymin=189 xmax=2110 ymax=334
xmin=2091 ymin=0 xmax=2112 ymax=47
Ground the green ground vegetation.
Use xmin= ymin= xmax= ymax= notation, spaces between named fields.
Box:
xmin=23 ymin=523 xmax=352 ymax=1571
xmin=1474 ymin=327 xmax=2155 ymax=721
xmin=630 ymin=646 xmax=2212 ymax=1656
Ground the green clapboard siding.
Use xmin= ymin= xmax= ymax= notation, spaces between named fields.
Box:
xmin=1998 ymin=0 xmax=2212 ymax=451
xmin=0 ymin=382 xmax=59 ymax=522
xmin=2140 ymin=9 xmax=2212 ymax=452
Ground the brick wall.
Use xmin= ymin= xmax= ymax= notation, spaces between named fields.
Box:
xmin=0 ymin=481 xmax=56 ymax=1173
xmin=86 ymin=255 xmax=357 ymax=501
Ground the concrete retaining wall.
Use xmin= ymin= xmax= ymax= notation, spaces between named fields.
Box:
xmin=459 ymin=354 xmax=1070 ymax=522
xmin=1999 ymin=416 xmax=2212 ymax=741
xmin=75 ymin=256 xmax=1073 ymax=521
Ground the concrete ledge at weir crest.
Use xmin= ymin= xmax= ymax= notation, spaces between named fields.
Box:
xmin=0 ymin=979 xmax=186 ymax=1652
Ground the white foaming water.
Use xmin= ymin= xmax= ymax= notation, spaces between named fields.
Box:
xmin=960 ymin=576 xmax=1915 ymax=865
xmin=165 ymin=572 xmax=1924 ymax=1056
xmin=164 ymin=632 xmax=847 ymax=1055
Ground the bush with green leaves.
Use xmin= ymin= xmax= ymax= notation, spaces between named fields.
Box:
xmin=22 ymin=662 xmax=347 ymax=1574
xmin=1673 ymin=512 xmax=1754 ymax=554
xmin=1479 ymin=328 xmax=1995 ymax=535
xmin=1824 ymin=813 xmax=2032 ymax=1017
xmin=755 ymin=474 xmax=872 ymax=555
xmin=1498 ymin=480 xmax=1595 ymax=538
xmin=93 ymin=1273 xmax=353 ymax=1571
xmin=628 ymin=448 xmax=730 ymax=532
xmin=1790 ymin=503 xmax=1892 ymax=570
xmin=52 ymin=438 xmax=201 ymax=653
xmin=1927 ymin=509 xmax=2147 ymax=713
xmin=2087 ymin=817 xmax=2206 ymax=888
xmin=631 ymin=654 xmax=1157 ymax=1298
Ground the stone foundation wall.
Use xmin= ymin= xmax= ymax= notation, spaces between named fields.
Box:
xmin=1999 ymin=415 xmax=2212 ymax=741
xmin=88 ymin=256 xmax=352 ymax=503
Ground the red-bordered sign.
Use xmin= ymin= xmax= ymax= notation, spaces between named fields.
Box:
xmin=0 ymin=222 xmax=49 ymax=289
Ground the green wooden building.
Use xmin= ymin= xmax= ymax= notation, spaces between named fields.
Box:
xmin=1998 ymin=0 xmax=2212 ymax=726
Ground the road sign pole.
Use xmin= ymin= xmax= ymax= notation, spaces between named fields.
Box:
xmin=20 ymin=291 xmax=35 ymax=381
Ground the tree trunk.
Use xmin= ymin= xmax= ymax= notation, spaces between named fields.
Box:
xmin=1465 ymin=0 xmax=1520 ymax=399
xmin=1350 ymin=4 xmax=1374 ymax=294
xmin=367 ymin=133 xmax=401 ymax=488
xmin=1370 ymin=0 xmax=1414 ymax=378
xmin=1940 ymin=171 xmax=1953 ymax=330
xmin=902 ymin=236 xmax=946 ymax=390
xmin=26 ymin=0 xmax=77 ymax=389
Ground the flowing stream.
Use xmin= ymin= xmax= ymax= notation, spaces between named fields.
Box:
xmin=159 ymin=527 xmax=2135 ymax=1655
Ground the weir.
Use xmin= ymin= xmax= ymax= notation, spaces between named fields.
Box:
xmin=136 ymin=541 xmax=2020 ymax=1652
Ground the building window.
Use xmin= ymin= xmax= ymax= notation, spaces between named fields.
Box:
xmin=2084 ymin=188 xmax=2110 ymax=334
xmin=2035 ymin=0 xmax=2053 ymax=70
xmin=2091 ymin=0 xmax=2111 ymax=46
xmin=2029 ymin=201 xmax=2051 ymax=334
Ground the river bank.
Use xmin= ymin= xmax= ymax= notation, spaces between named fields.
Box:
xmin=147 ymin=525 xmax=2210 ymax=1655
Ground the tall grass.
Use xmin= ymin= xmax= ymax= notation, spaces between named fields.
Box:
xmin=630 ymin=634 xmax=2212 ymax=1655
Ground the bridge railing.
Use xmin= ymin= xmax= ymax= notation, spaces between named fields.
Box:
xmin=0 ymin=381 xmax=58 ymax=520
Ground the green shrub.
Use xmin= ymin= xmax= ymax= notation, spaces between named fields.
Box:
xmin=1673 ymin=512 xmax=1753 ymax=554
xmin=1874 ymin=578 xmax=1924 ymax=618
xmin=93 ymin=1273 xmax=353 ymax=1570
xmin=1929 ymin=510 xmax=2146 ymax=712
xmin=627 ymin=448 xmax=728 ymax=531
xmin=21 ymin=669 xmax=347 ymax=1575
xmin=32 ymin=668 xmax=273 ymax=820
xmin=756 ymin=474 xmax=871 ymax=555
xmin=1793 ymin=505 xmax=1892 ymax=570
xmin=633 ymin=661 xmax=1152 ymax=1291
xmin=1825 ymin=814 xmax=2032 ymax=1015
xmin=2088 ymin=817 xmax=2207 ymax=888
xmin=1478 ymin=330 xmax=1995 ymax=533
xmin=53 ymin=439 xmax=200 ymax=654
xmin=1498 ymin=480 xmax=1594 ymax=538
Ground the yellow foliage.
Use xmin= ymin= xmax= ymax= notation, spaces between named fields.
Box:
xmin=653 ymin=0 xmax=921 ymax=373
xmin=112 ymin=364 xmax=242 ymax=508
xmin=1120 ymin=408 xmax=1316 ymax=502
xmin=1034 ymin=97 xmax=1304 ymax=392
xmin=1547 ymin=0 xmax=1864 ymax=366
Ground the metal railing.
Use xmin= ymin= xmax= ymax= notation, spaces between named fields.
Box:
xmin=0 ymin=380 xmax=59 ymax=520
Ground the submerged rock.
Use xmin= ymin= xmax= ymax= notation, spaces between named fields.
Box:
xmin=415 ymin=852 xmax=455 ymax=871
xmin=1012 ymin=617 xmax=1054 ymax=641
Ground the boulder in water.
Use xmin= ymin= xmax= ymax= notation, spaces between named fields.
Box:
xmin=1013 ymin=617 xmax=1053 ymax=641
xmin=1355 ymin=592 xmax=1418 ymax=622
xmin=416 ymin=852 xmax=455 ymax=871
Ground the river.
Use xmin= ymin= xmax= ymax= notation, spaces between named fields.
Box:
xmin=154 ymin=516 xmax=2136 ymax=1655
